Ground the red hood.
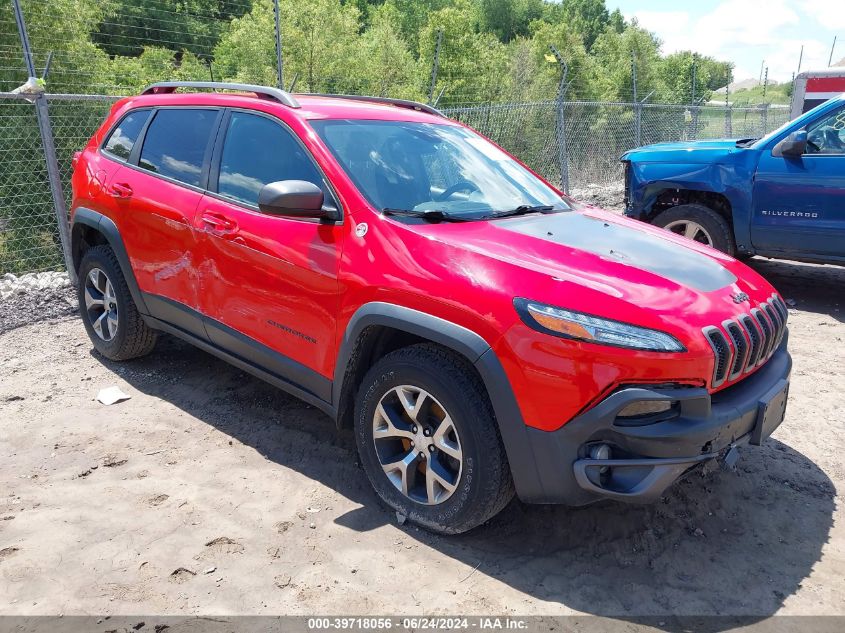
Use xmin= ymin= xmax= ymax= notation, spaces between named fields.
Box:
xmin=394 ymin=208 xmax=779 ymax=345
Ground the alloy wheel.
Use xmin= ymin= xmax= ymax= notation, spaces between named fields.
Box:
xmin=663 ymin=219 xmax=714 ymax=246
xmin=372 ymin=385 xmax=463 ymax=505
xmin=84 ymin=267 xmax=119 ymax=341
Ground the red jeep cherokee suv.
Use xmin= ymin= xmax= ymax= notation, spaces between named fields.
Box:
xmin=70 ymin=82 xmax=792 ymax=534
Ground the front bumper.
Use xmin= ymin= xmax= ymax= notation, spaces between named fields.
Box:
xmin=518 ymin=337 xmax=791 ymax=505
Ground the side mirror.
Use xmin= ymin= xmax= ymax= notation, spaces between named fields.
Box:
xmin=257 ymin=180 xmax=339 ymax=220
xmin=772 ymin=130 xmax=808 ymax=157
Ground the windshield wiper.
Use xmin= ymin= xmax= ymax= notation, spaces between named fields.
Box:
xmin=480 ymin=204 xmax=556 ymax=220
xmin=382 ymin=208 xmax=468 ymax=222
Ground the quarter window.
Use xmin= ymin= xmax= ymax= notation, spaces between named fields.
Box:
xmin=138 ymin=109 xmax=218 ymax=187
xmin=103 ymin=109 xmax=150 ymax=161
xmin=217 ymin=112 xmax=325 ymax=206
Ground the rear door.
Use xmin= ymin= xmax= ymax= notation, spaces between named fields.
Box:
xmin=112 ymin=107 xmax=221 ymax=337
xmin=195 ymin=109 xmax=343 ymax=400
xmin=751 ymin=105 xmax=845 ymax=258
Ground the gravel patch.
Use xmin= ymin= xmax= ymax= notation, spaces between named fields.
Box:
xmin=570 ymin=182 xmax=625 ymax=211
xmin=0 ymin=271 xmax=77 ymax=334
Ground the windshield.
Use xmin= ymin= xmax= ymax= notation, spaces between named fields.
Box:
xmin=310 ymin=119 xmax=568 ymax=217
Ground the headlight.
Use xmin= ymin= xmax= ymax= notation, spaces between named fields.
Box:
xmin=514 ymin=298 xmax=685 ymax=352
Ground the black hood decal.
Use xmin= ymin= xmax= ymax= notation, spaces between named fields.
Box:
xmin=499 ymin=212 xmax=737 ymax=293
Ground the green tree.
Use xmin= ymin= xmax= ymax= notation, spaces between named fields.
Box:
xmin=607 ymin=8 xmax=625 ymax=34
xmin=560 ymin=0 xmax=610 ymax=50
xmin=591 ymin=24 xmax=661 ymax=102
xmin=214 ymin=0 xmax=362 ymax=92
xmin=657 ymin=51 xmax=726 ymax=104
xmin=0 ymin=0 xmax=111 ymax=93
xmin=93 ymin=1 xmax=249 ymax=59
xmin=419 ymin=0 xmax=509 ymax=105
xmin=352 ymin=3 xmax=424 ymax=98
xmin=477 ymin=0 xmax=545 ymax=43
xmin=382 ymin=0 xmax=451 ymax=53
xmin=528 ymin=19 xmax=595 ymax=100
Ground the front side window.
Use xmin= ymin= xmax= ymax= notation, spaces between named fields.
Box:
xmin=138 ymin=109 xmax=218 ymax=187
xmin=807 ymin=108 xmax=845 ymax=155
xmin=217 ymin=112 xmax=324 ymax=206
xmin=103 ymin=109 xmax=150 ymax=161
xmin=310 ymin=119 xmax=567 ymax=217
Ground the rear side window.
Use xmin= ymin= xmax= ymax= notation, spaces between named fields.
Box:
xmin=102 ymin=109 xmax=150 ymax=161
xmin=138 ymin=109 xmax=218 ymax=187
xmin=217 ymin=112 xmax=324 ymax=206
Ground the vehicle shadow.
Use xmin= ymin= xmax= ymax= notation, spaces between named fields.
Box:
xmin=747 ymin=257 xmax=845 ymax=323
xmin=97 ymin=335 xmax=835 ymax=629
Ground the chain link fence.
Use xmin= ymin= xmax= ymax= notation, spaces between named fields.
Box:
xmin=444 ymin=100 xmax=791 ymax=189
xmin=0 ymin=91 xmax=792 ymax=275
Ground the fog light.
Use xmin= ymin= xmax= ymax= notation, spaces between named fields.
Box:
xmin=589 ymin=444 xmax=612 ymax=477
xmin=617 ymin=400 xmax=675 ymax=418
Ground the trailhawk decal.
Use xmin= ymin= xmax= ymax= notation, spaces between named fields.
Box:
xmin=499 ymin=212 xmax=737 ymax=293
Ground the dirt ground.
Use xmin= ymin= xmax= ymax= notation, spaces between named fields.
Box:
xmin=0 ymin=257 xmax=843 ymax=623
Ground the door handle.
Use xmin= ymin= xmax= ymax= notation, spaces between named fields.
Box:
xmin=109 ymin=182 xmax=133 ymax=198
xmin=200 ymin=211 xmax=238 ymax=234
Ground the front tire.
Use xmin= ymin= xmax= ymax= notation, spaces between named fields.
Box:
xmin=654 ymin=203 xmax=736 ymax=255
xmin=78 ymin=244 xmax=157 ymax=361
xmin=354 ymin=344 xmax=514 ymax=534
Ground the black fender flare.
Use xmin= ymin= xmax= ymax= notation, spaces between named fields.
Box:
xmin=333 ymin=302 xmax=545 ymax=502
xmin=71 ymin=207 xmax=150 ymax=315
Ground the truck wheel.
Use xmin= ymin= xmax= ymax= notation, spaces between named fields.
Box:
xmin=354 ymin=344 xmax=514 ymax=534
xmin=78 ymin=244 xmax=158 ymax=361
xmin=654 ymin=204 xmax=736 ymax=256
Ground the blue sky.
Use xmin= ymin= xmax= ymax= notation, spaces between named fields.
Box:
xmin=606 ymin=0 xmax=845 ymax=82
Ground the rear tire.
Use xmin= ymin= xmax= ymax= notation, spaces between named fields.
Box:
xmin=354 ymin=344 xmax=514 ymax=534
xmin=78 ymin=244 xmax=157 ymax=361
xmin=654 ymin=203 xmax=736 ymax=256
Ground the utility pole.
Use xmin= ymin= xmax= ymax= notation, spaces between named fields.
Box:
xmin=763 ymin=66 xmax=768 ymax=98
xmin=273 ymin=0 xmax=284 ymax=89
xmin=549 ymin=44 xmax=570 ymax=192
xmin=11 ymin=0 xmax=76 ymax=284
xmin=691 ymin=57 xmax=697 ymax=105
xmin=428 ymin=29 xmax=443 ymax=105
xmin=631 ymin=54 xmax=638 ymax=102
xmin=632 ymin=54 xmax=641 ymax=146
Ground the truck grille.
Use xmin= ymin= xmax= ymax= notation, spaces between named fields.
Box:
xmin=703 ymin=294 xmax=788 ymax=388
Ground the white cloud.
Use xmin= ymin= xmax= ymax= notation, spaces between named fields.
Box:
xmin=625 ymin=0 xmax=834 ymax=81
xmin=799 ymin=0 xmax=845 ymax=31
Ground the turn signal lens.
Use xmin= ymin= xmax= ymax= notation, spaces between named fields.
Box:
xmin=515 ymin=299 xmax=685 ymax=352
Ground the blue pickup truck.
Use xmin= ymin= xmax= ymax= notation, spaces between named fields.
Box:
xmin=622 ymin=94 xmax=845 ymax=265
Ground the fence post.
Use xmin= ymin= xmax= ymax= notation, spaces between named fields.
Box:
xmin=273 ymin=0 xmax=284 ymax=89
xmin=631 ymin=55 xmax=642 ymax=146
xmin=428 ymin=29 xmax=443 ymax=105
xmin=11 ymin=0 xmax=76 ymax=284
xmin=761 ymin=103 xmax=769 ymax=134
xmin=549 ymin=45 xmax=570 ymax=192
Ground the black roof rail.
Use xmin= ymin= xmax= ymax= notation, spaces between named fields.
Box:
xmin=301 ymin=94 xmax=446 ymax=118
xmin=141 ymin=81 xmax=300 ymax=109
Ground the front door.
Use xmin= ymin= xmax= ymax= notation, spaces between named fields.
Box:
xmin=195 ymin=110 xmax=343 ymax=401
xmin=752 ymin=106 xmax=845 ymax=258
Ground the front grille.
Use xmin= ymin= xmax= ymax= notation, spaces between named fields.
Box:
xmin=724 ymin=320 xmax=748 ymax=381
xmin=702 ymin=294 xmax=787 ymax=388
xmin=704 ymin=326 xmax=732 ymax=387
